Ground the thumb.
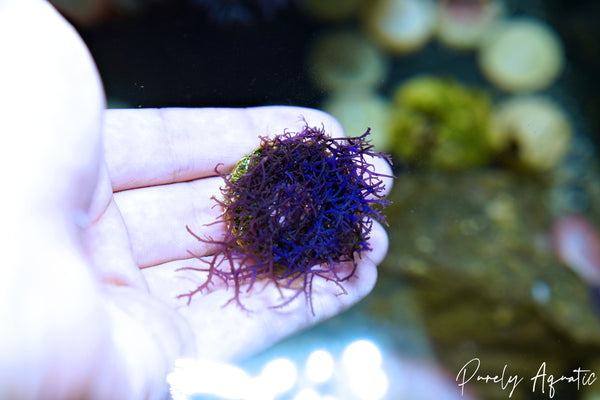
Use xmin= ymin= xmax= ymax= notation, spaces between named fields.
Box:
xmin=0 ymin=0 xmax=109 ymax=397
xmin=0 ymin=1 xmax=191 ymax=399
xmin=0 ymin=0 xmax=104 ymax=219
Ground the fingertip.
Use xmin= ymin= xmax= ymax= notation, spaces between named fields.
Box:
xmin=366 ymin=220 xmax=390 ymax=266
xmin=354 ymin=258 xmax=379 ymax=299
xmin=370 ymin=154 xmax=395 ymax=196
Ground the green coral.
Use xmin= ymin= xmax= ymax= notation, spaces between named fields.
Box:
xmin=388 ymin=75 xmax=495 ymax=170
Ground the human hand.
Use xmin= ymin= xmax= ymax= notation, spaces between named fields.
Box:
xmin=106 ymin=106 xmax=393 ymax=364
xmin=0 ymin=1 xmax=392 ymax=399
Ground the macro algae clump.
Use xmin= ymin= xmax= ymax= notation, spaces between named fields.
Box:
xmin=180 ymin=125 xmax=391 ymax=313
xmin=388 ymin=75 xmax=495 ymax=170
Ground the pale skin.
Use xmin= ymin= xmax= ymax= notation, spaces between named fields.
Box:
xmin=0 ymin=1 xmax=393 ymax=399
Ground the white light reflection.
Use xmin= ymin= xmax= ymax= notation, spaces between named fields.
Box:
xmin=293 ymin=388 xmax=320 ymax=400
xmin=342 ymin=340 xmax=382 ymax=370
xmin=167 ymin=358 xmax=250 ymax=400
xmin=244 ymin=376 xmax=275 ymax=400
xmin=347 ymin=366 xmax=388 ymax=400
xmin=260 ymin=357 xmax=298 ymax=394
xmin=341 ymin=340 xmax=388 ymax=400
xmin=306 ymin=349 xmax=335 ymax=383
xmin=168 ymin=340 xmax=389 ymax=400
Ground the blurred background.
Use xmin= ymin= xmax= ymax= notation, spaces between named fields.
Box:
xmin=51 ymin=0 xmax=600 ymax=398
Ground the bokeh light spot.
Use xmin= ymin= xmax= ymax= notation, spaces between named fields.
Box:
xmin=261 ymin=357 xmax=298 ymax=394
xmin=306 ymin=349 xmax=335 ymax=383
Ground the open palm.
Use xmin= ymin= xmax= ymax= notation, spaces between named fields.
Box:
xmin=102 ymin=106 xmax=391 ymax=361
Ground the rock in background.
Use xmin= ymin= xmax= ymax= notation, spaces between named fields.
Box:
xmin=374 ymin=169 xmax=600 ymax=399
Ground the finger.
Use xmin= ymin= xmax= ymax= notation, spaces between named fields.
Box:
xmin=102 ymin=106 xmax=345 ymax=191
xmin=142 ymin=217 xmax=389 ymax=286
xmin=363 ymin=220 xmax=389 ymax=266
xmin=115 ymin=173 xmax=391 ymax=270
xmin=113 ymin=176 xmax=226 ymax=268
xmin=364 ymin=153 xmax=394 ymax=198
xmin=142 ymin=250 xmax=378 ymax=362
xmin=143 ymin=219 xmax=388 ymax=295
